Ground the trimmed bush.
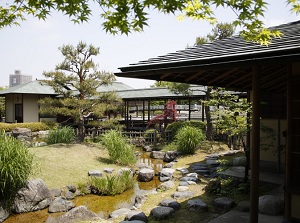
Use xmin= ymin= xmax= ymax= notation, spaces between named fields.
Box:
xmin=0 ymin=121 xmax=58 ymax=132
xmin=166 ymin=120 xmax=206 ymax=139
xmin=46 ymin=126 xmax=75 ymax=144
xmin=175 ymin=125 xmax=205 ymax=155
xmin=0 ymin=131 xmax=34 ymax=203
xmin=101 ymin=130 xmax=136 ymax=165
xmin=89 ymin=170 xmax=134 ymax=195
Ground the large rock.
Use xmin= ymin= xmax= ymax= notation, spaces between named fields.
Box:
xmin=48 ymin=197 xmax=75 ymax=213
xmin=47 ymin=206 xmax=101 ymax=223
xmin=163 ymin=151 xmax=179 ymax=162
xmin=150 ymin=206 xmax=174 ymax=220
xmin=12 ymin=127 xmax=32 ymax=138
xmin=156 ymin=181 xmax=175 ymax=191
xmin=14 ymin=179 xmax=51 ymax=213
xmin=142 ymin=145 xmax=152 ymax=152
xmin=159 ymin=168 xmax=175 ymax=182
xmin=134 ymin=195 xmax=147 ymax=209
xmin=213 ymin=197 xmax=235 ymax=210
xmin=159 ymin=199 xmax=181 ymax=211
xmin=138 ymin=168 xmax=154 ymax=182
xmin=0 ymin=206 xmax=9 ymax=223
xmin=150 ymin=151 xmax=166 ymax=159
xmin=186 ymin=199 xmax=208 ymax=211
xmin=125 ymin=210 xmax=148 ymax=222
xmin=259 ymin=195 xmax=284 ymax=216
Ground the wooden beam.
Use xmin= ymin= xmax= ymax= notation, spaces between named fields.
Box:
xmin=250 ymin=65 xmax=261 ymax=223
xmin=160 ymin=73 xmax=171 ymax=80
xmin=207 ymin=68 xmax=239 ymax=85
xmin=185 ymin=70 xmax=205 ymax=82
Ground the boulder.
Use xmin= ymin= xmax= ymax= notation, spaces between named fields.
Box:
xmin=176 ymin=186 xmax=189 ymax=192
xmin=159 ymin=168 xmax=175 ymax=182
xmin=49 ymin=189 xmax=61 ymax=198
xmin=186 ymin=199 xmax=208 ymax=211
xmin=150 ymin=206 xmax=174 ymax=220
xmin=12 ymin=127 xmax=32 ymax=138
xmin=213 ymin=197 xmax=235 ymax=210
xmin=138 ymin=168 xmax=154 ymax=182
xmin=156 ymin=181 xmax=175 ymax=191
xmin=171 ymin=191 xmax=194 ymax=200
xmin=67 ymin=185 xmax=76 ymax=193
xmin=48 ymin=197 xmax=75 ymax=213
xmin=134 ymin=195 xmax=147 ymax=209
xmin=14 ymin=179 xmax=51 ymax=213
xmin=125 ymin=210 xmax=148 ymax=222
xmin=259 ymin=195 xmax=284 ymax=216
xmin=109 ymin=208 xmax=131 ymax=219
xmin=47 ymin=206 xmax=101 ymax=223
xmin=142 ymin=145 xmax=152 ymax=152
xmin=159 ymin=199 xmax=181 ymax=211
xmin=150 ymin=151 xmax=166 ymax=159
xmin=64 ymin=191 xmax=75 ymax=200
xmin=163 ymin=151 xmax=179 ymax=162
xmin=0 ymin=206 xmax=9 ymax=223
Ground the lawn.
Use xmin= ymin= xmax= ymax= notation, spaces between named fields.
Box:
xmin=29 ymin=143 xmax=121 ymax=189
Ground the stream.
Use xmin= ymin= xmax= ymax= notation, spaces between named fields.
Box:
xmin=4 ymin=149 xmax=165 ymax=223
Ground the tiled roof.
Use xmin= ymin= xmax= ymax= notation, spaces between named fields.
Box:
xmin=116 ymin=20 xmax=300 ymax=92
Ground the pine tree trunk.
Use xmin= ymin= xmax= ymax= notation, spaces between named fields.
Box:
xmin=78 ymin=113 xmax=85 ymax=142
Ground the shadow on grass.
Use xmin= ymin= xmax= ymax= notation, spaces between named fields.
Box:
xmin=96 ymin=156 xmax=114 ymax=164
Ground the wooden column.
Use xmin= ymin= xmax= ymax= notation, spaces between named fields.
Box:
xmin=250 ymin=65 xmax=261 ymax=223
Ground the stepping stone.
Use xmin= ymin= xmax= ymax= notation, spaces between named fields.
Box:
xmin=157 ymin=180 xmax=175 ymax=191
xmin=103 ymin=168 xmax=115 ymax=173
xmin=109 ymin=208 xmax=131 ymax=219
xmin=125 ymin=210 xmax=148 ymax=222
xmin=187 ymin=199 xmax=208 ymax=211
xmin=177 ymin=186 xmax=189 ymax=192
xmin=88 ymin=170 xmax=102 ymax=177
xmin=259 ymin=195 xmax=284 ymax=216
xmin=150 ymin=206 xmax=174 ymax=220
xmin=179 ymin=181 xmax=189 ymax=186
xmin=138 ymin=168 xmax=154 ymax=182
xmin=171 ymin=191 xmax=194 ymax=200
xmin=180 ymin=176 xmax=198 ymax=182
xmin=213 ymin=197 xmax=235 ymax=210
xmin=159 ymin=199 xmax=181 ymax=211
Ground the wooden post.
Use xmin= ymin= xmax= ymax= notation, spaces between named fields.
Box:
xmin=250 ymin=65 xmax=260 ymax=223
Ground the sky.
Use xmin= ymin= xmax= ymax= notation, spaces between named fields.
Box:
xmin=1 ymin=1 xmax=300 ymax=89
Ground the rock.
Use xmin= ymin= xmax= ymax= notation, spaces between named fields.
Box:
xmin=103 ymin=168 xmax=115 ymax=174
xmin=180 ymin=176 xmax=198 ymax=183
xmin=12 ymin=127 xmax=32 ymax=138
xmin=259 ymin=195 xmax=284 ymax=216
xmin=171 ymin=191 xmax=194 ymax=200
xmin=137 ymin=163 xmax=153 ymax=170
xmin=179 ymin=181 xmax=189 ymax=186
xmin=150 ymin=206 xmax=174 ymax=220
xmin=0 ymin=205 xmax=9 ymax=223
xmin=134 ymin=195 xmax=147 ymax=208
xmin=50 ymin=189 xmax=61 ymax=198
xmin=176 ymin=186 xmax=189 ymax=192
xmin=150 ymin=151 xmax=166 ymax=159
xmin=14 ymin=179 xmax=51 ymax=213
xmin=125 ymin=210 xmax=148 ymax=222
xmin=206 ymin=159 xmax=220 ymax=166
xmin=156 ymin=181 xmax=175 ymax=191
xmin=88 ymin=170 xmax=102 ymax=177
xmin=186 ymin=199 xmax=208 ymax=211
xmin=109 ymin=208 xmax=131 ymax=219
xmin=142 ymin=145 xmax=152 ymax=152
xmin=187 ymin=181 xmax=197 ymax=185
xmin=213 ymin=197 xmax=235 ymax=210
xmin=48 ymin=206 xmax=101 ymax=223
xmin=176 ymin=167 xmax=189 ymax=175
xmin=120 ymin=221 xmax=146 ymax=223
xmin=232 ymin=156 xmax=246 ymax=166
xmin=159 ymin=199 xmax=181 ymax=211
xmin=186 ymin=173 xmax=198 ymax=178
xmin=138 ymin=168 xmax=154 ymax=182
xmin=67 ymin=185 xmax=76 ymax=193
xmin=206 ymin=154 xmax=220 ymax=159
xmin=159 ymin=168 xmax=175 ymax=182
xmin=190 ymin=163 xmax=207 ymax=171
xmin=235 ymin=201 xmax=250 ymax=212
xmin=163 ymin=151 xmax=179 ymax=162
xmin=48 ymin=197 xmax=75 ymax=213
xmin=64 ymin=191 xmax=75 ymax=200
xmin=163 ymin=162 xmax=175 ymax=168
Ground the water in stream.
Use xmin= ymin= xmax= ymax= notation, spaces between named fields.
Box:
xmin=4 ymin=149 xmax=165 ymax=223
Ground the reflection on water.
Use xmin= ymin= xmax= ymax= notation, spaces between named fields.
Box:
xmin=4 ymin=149 xmax=165 ymax=223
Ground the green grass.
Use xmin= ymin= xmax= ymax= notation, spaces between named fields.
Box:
xmin=29 ymin=143 xmax=121 ymax=189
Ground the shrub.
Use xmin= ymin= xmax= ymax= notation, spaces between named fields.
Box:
xmin=46 ymin=126 xmax=75 ymax=144
xmin=0 ymin=122 xmax=58 ymax=132
xmin=88 ymin=170 xmax=134 ymax=195
xmin=175 ymin=125 xmax=205 ymax=155
xmin=166 ymin=120 xmax=206 ymax=139
xmin=0 ymin=131 xmax=34 ymax=204
xmin=101 ymin=130 xmax=136 ymax=165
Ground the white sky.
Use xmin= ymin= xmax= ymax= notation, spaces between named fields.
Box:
xmin=1 ymin=1 xmax=299 ymax=89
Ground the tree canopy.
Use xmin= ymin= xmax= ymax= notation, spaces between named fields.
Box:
xmin=1 ymin=1 xmax=300 ymax=44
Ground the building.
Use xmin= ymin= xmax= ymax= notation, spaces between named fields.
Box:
xmin=9 ymin=70 xmax=32 ymax=87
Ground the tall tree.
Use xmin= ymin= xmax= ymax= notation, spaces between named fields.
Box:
xmin=39 ymin=41 xmax=118 ymax=142
xmin=1 ymin=1 xmax=298 ymax=44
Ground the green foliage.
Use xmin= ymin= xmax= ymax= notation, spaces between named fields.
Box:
xmin=0 ymin=122 xmax=58 ymax=132
xmin=101 ymin=130 xmax=136 ymax=165
xmin=46 ymin=126 xmax=76 ymax=144
xmin=166 ymin=120 xmax=206 ymax=139
xmin=1 ymin=1 xmax=298 ymax=44
xmin=175 ymin=125 xmax=205 ymax=155
xmin=39 ymin=41 xmax=118 ymax=142
xmin=88 ymin=170 xmax=134 ymax=195
xmin=0 ymin=131 xmax=34 ymax=203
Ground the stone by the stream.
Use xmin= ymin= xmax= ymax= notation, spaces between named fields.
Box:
xmin=186 ymin=199 xmax=208 ymax=211
xmin=213 ymin=197 xmax=235 ymax=210
xmin=176 ymin=167 xmax=189 ymax=175
xmin=50 ymin=189 xmax=61 ymax=198
xmin=109 ymin=208 xmax=131 ymax=219
xmin=150 ymin=206 xmax=175 ymax=220
xmin=0 ymin=206 xmax=9 ymax=223
xmin=259 ymin=195 xmax=284 ymax=216
xmin=48 ymin=197 xmax=75 ymax=213
xmin=46 ymin=206 xmax=101 ymax=223
xmin=159 ymin=199 xmax=181 ymax=211
xmin=163 ymin=162 xmax=175 ymax=168
xmin=138 ymin=168 xmax=154 ymax=182
xmin=163 ymin=151 xmax=179 ymax=162
xmin=134 ymin=194 xmax=147 ymax=209
xmin=142 ymin=145 xmax=152 ymax=152
xmin=124 ymin=210 xmax=148 ymax=222
xmin=14 ymin=179 xmax=51 ymax=213
xmin=171 ymin=191 xmax=194 ymax=200
xmin=88 ymin=170 xmax=102 ymax=177
xmin=156 ymin=180 xmax=175 ymax=191
xmin=103 ymin=168 xmax=115 ymax=174
xmin=180 ymin=176 xmax=199 ymax=183
xmin=150 ymin=151 xmax=166 ymax=159
xmin=66 ymin=185 xmax=76 ymax=193
xmin=176 ymin=186 xmax=189 ymax=192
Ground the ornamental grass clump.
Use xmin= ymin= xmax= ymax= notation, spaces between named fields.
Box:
xmin=101 ymin=130 xmax=136 ymax=165
xmin=88 ymin=170 xmax=134 ymax=195
xmin=46 ymin=126 xmax=75 ymax=144
xmin=0 ymin=131 xmax=33 ymax=204
xmin=175 ymin=125 xmax=205 ymax=155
